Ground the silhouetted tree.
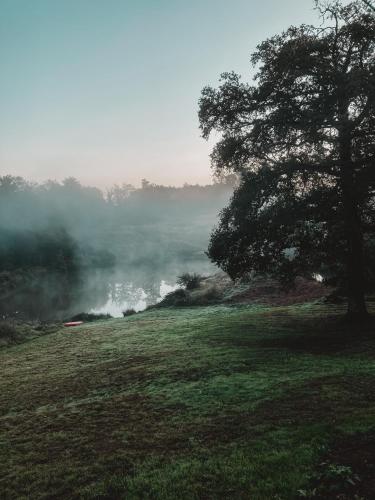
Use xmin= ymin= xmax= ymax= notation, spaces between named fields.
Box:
xmin=106 ymin=183 xmax=135 ymax=206
xmin=361 ymin=0 xmax=375 ymax=13
xmin=199 ymin=0 xmax=375 ymax=319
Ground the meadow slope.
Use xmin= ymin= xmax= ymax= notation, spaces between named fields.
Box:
xmin=1 ymin=303 xmax=375 ymax=499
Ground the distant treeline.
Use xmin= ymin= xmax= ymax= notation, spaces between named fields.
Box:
xmin=0 ymin=175 xmax=233 ymax=273
xmin=0 ymin=174 xmax=232 ymax=319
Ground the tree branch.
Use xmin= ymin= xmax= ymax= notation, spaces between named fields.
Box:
xmin=362 ymin=0 xmax=375 ymax=13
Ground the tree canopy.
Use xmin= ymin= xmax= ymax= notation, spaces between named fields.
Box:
xmin=199 ymin=0 xmax=375 ymax=318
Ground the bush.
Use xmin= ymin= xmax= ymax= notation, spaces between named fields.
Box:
xmin=157 ymin=286 xmax=221 ymax=308
xmin=0 ymin=321 xmax=17 ymax=341
xmin=191 ymin=286 xmax=221 ymax=305
xmin=298 ymin=462 xmax=361 ymax=499
xmin=158 ymin=288 xmax=188 ymax=307
xmin=122 ymin=308 xmax=136 ymax=317
xmin=69 ymin=312 xmax=112 ymax=322
xmin=177 ymin=273 xmax=203 ymax=290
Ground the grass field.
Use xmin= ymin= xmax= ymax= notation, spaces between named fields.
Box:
xmin=1 ymin=302 xmax=375 ymax=499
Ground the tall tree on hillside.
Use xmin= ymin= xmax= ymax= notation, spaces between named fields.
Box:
xmin=199 ymin=0 xmax=375 ymax=319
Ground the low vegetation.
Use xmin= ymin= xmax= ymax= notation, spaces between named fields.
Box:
xmin=122 ymin=308 xmax=137 ymax=317
xmin=0 ymin=320 xmax=60 ymax=348
xmin=157 ymin=273 xmax=328 ymax=309
xmin=157 ymin=286 xmax=220 ymax=308
xmin=1 ymin=301 xmax=375 ymax=499
xmin=0 ymin=321 xmax=17 ymax=345
xmin=177 ymin=273 xmax=204 ymax=290
xmin=69 ymin=312 xmax=113 ymax=322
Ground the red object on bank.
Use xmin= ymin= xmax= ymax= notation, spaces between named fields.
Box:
xmin=64 ymin=321 xmax=84 ymax=327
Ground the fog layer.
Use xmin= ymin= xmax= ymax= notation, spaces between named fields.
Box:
xmin=0 ymin=175 xmax=233 ymax=319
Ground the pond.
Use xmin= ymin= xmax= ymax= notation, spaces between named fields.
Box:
xmin=1 ymin=258 xmax=215 ymax=321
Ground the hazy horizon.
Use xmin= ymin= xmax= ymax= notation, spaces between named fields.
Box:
xmin=1 ymin=0 xmax=323 ymax=188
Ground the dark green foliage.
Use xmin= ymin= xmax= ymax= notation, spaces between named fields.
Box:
xmin=122 ymin=309 xmax=136 ymax=317
xmin=158 ymin=285 xmax=221 ymax=307
xmin=0 ymin=226 xmax=78 ymax=273
xmin=0 ymin=226 xmax=116 ymax=274
xmin=199 ymin=1 xmax=375 ymax=318
xmin=208 ymin=168 xmax=350 ymax=289
xmin=159 ymin=288 xmax=188 ymax=306
xmin=177 ymin=272 xmax=204 ymax=290
xmin=299 ymin=430 xmax=375 ymax=498
xmin=0 ymin=321 xmax=17 ymax=341
xmin=298 ymin=462 xmax=361 ymax=498
xmin=70 ymin=312 xmax=112 ymax=322
xmin=0 ymin=321 xmax=60 ymax=348
xmin=190 ymin=286 xmax=221 ymax=305
xmin=0 ymin=175 xmax=117 ymax=278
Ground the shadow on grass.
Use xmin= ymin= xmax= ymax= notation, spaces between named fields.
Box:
xmin=300 ymin=430 xmax=375 ymax=499
xmin=255 ymin=314 xmax=375 ymax=355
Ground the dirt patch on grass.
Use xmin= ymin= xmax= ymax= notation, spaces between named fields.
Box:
xmin=203 ymin=273 xmax=332 ymax=306
xmin=222 ymin=276 xmax=330 ymax=306
xmin=167 ymin=272 xmax=330 ymax=308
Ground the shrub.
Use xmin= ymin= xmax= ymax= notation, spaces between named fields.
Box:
xmin=69 ymin=312 xmax=112 ymax=322
xmin=191 ymin=286 xmax=221 ymax=305
xmin=122 ymin=308 xmax=136 ymax=317
xmin=159 ymin=288 xmax=188 ymax=307
xmin=177 ymin=273 xmax=203 ymax=290
xmin=157 ymin=286 xmax=221 ymax=308
xmin=0 ymin=321 xmax=17 ymax=341
xmin=298 ymin=462 xmax=361 ymax=499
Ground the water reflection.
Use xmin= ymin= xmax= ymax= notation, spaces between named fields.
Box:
xmin=90 ymin=280 xmax=179 ymax=317
xmin=1 ymin=259 xmax=214 ymax=321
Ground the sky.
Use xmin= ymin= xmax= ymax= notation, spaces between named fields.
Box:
xmin=0 ymin=0 xmax=322 ymax=188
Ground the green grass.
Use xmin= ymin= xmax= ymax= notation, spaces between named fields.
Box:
xmin=1 ymin=302 xmax=375 ymax=499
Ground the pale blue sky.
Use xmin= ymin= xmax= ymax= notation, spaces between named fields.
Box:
xmin=0 ymin=0 xmax=321 ymax=187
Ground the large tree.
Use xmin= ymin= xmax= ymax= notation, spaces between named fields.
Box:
xmin=199 ymin=0 xmax=375 ymax=319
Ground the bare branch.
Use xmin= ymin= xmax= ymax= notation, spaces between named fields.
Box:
xmin=362 ymin=0 xmax=375 ymax=13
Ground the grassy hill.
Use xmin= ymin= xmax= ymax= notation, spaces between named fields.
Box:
xmin=1 ymin=302 xmax=375 ymax=499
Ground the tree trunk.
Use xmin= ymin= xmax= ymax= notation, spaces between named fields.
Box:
xmin=343 ymin=187 xmax=368 ymax=320
xmin=339 ymin=128 xmax=368 ymax=320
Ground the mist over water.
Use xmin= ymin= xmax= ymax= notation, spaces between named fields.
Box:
xmin=88 ymin=258 xmax=215 ymax=318
xmin=3 ymin=260 xmax=214 ymax=321
xmin=0 ymin=176 xmax=231 ymax=321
